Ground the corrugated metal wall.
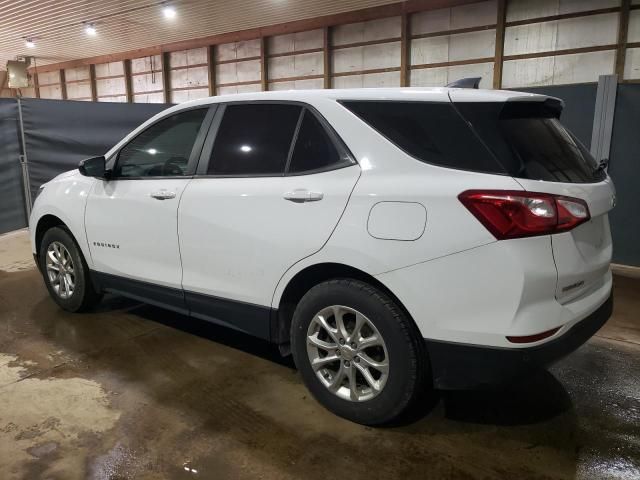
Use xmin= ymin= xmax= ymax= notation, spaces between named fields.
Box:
xmin=18 ymin=0 xmax=640 ymax=103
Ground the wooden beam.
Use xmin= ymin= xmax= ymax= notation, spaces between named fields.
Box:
xmin=332 ymin=37 xmax=401 ymax=50
xmin=412 ymin=24 xmax=496 ymax=40
xmin=217 ymin=80 xmax=262 ymax=88
xmin=400 ymin=12 xmax=410 ymax=87
xmin=0 ymin=72 xmax=10 ymax=96
xmin=123 ymin=59 xmax=133 ymax=103
xmin=412 ymin=57 xmax=495 ymax=70
xmin=170 ymin=62 xmax=209 ymax=71
xmin=33 ymin=68 xmax=40 ymax=98
xmin=217 ymin=56 xmax=261 ymax=65
xmin=505 ymin=7 xmax=621 ymax=27
xmin=93 ymin=74 xmax=124 ymax=81
xmin=493 ymin=0 xmax=507 ymax=89
xmin=89 ymin=64 xmax=97 ymax=101
xmin=333 ymin=66 xmax=401 ymax=77
xmin=270 ymin=74 xmax=324 ymax=83
xmin=616 ymin=0 xmax=632 ymax=78
xmin=162 ymin=52 xmax=171 ymax=103
xmin=59 ymin=69 xmax=67 ymax=100
xmin=260 ymin=37 xmax=268 ymax=91
xmin=269 ymin=47 xmax=324 ymax=58
xmin=207 ymin=45 xmax=216 ymax=96
xmin=504 ymin=44 xmax=618 ymax=62
xmin=323 ymin=26 xmax=331 ymax=89
xmin=28 ymin=0 xmax=481 ymax=74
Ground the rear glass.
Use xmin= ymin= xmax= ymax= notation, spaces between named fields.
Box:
xmin=341 ymin=101 xmax=504 ymax=174
xmin=454 ymin=101 xmax=605 ymax=183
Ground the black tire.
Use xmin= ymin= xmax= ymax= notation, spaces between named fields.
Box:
xmin=39 ymin=227 xmax=102 ymax=312
xmin=291 ymin=279 xmax=429 ymax=426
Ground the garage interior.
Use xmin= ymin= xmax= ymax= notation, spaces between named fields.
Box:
xmin=1 ymin=0 xmax=639 ymax=478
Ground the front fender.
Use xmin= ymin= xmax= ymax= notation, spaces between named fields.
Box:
xmin=29 ymin=171 xmax=95 ymax=268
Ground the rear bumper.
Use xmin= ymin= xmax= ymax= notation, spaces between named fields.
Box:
xmin=426 ymin=293 xmax=613 ymax=390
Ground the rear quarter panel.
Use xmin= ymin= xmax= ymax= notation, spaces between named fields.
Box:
xmin=272 ymin=98 xmax=525 ymax=307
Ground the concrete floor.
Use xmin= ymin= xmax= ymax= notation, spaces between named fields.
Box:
xmin=0 ymin=230 xmax=639 ymax=480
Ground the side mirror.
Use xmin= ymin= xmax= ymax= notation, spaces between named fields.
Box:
xmin=78 ymin=156 xmax=108 ymax=178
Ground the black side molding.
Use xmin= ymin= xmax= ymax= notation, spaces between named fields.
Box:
xmin=94 ymin=271 xmax=189 ymax=314
xmin=186 ymin=290 xmax=272 ymax=341
xmin=91 ymin=271 xmax=274 ymax=341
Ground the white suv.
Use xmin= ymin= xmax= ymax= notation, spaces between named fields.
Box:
xmin=30 ymin=88 xmax=615 ymax=425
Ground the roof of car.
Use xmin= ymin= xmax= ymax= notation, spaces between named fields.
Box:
xmin=167 ymin=87 xmax=555 ymax=112
xmin=104 ymin=87 xmax=557 ymax=159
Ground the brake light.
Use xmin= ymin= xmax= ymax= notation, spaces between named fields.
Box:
xmin=458 ymin=190 xmax=590 ymax=240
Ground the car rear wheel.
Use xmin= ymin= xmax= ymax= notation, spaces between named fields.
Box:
xmin=39 ymin=227 xmax=102 ymax=312
xmin=291 ymin=279 xmax=429 ymax=425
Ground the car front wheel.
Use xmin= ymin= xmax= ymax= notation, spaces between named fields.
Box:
xmin=291 ymin=279 xmax=429 ymax=425
xmin=39 ymin=227 xmax=102 ymax=312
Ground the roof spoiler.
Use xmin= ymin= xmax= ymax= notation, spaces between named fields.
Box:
xmin=445 ymin=77 xmax=481 ymax=89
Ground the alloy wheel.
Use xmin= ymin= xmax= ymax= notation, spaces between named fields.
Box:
xmin=45 ymin=241 xmax=76 ymax=299
xmin=306 ymin=305 xmax=389 ymax=402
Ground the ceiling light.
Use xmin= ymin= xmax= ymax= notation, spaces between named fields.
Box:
xmin=240 ymin=145 xmax=252 ymax=153
xmin=85 ymin=23 xmax=97 ymax=36
xmin=25 ymin=38 xmax=35 ymax=48
xmin=162 ymin=3 xmax=176 ymax=19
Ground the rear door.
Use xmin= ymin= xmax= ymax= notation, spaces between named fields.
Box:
xmin=178 ymin=102 xmax=360 ymax=337
xmin=451 ymin=95 xmax=615 ymax=303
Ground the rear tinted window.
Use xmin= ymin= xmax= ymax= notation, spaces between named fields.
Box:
xmin=288 ymin=110 xmax=346 ymax=174
xmin=341 ymin=101 xmax=504 ymax=174
xmin=455 ymin=101 xmax=605 ymax=183
xmin=208 ymin=104 xmax=301 ymax=175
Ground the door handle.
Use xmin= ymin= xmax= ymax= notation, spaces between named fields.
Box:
xmin=283 ymin=189 xmax=324 ymax=203
xmin=150 ymin=190 xmax=176 ymax=200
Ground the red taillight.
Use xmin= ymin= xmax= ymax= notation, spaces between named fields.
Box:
xmin=458 ymin=190 xmax=590 ymax=240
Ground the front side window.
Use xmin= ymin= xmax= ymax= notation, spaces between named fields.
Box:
xmin=207 ymin=104 xmax=302 ymax=175
xmin=115 ymin=108 xmax=208 ymax=178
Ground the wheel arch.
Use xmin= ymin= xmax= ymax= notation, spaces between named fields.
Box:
xmin=273 ymin=262 xmax=417 ymax=352
xmin=35 ymin=214 xmax=68 ymax=256
xmin=34 ymin=214 xmax=91 ymax=269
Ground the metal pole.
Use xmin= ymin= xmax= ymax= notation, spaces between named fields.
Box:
xmin=16 ymin=97 xmax=33 ymax=217
xmin=590 ymin=74 xmax=618 ymax=168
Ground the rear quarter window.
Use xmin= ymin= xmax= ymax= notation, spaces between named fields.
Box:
xmin=340 ymin=100 xmax=505 ymax=174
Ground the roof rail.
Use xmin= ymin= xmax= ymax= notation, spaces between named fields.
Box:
xmin=445 ymin=77 xmax=481 ymax=89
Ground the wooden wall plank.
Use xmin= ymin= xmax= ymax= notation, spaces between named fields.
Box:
xmin=616 ymin=0 xmax=632 ymax=78
xmin=260 ymin=37 xmax=268 ymax=91
xmin=493 ymin=0 xmax=507 ymax=89
xmin=323 ymin=26 xmax=331 ymax=89
xmin=123 ymin=59 xmax=133 ymax=102
xmin=89 ymin=64 xmax=97 ymax=101
xmin=162 ymin=52 xmax=171 ymax=103
xmin=400 ymin=12 xmax=409 ymax=87
xmin=59 ymin=69 xmax=68 ymax=100
xmin=208 ymin=45 xmax=216 ymax=96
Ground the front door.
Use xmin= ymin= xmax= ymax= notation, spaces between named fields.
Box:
xmin=85 ymin=107 xmax=211 ymax=299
